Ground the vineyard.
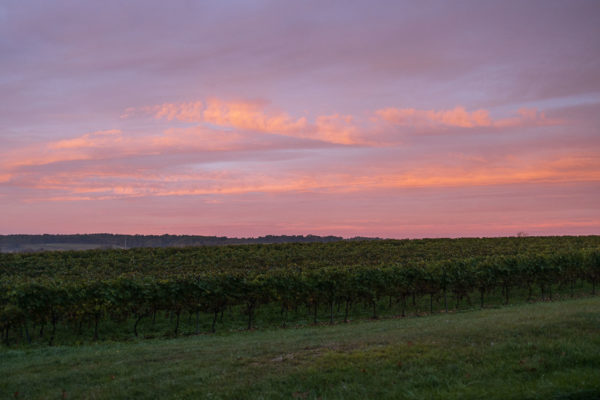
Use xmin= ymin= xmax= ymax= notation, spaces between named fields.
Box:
xmin=1 ymin=236 xmax=599 ymax=346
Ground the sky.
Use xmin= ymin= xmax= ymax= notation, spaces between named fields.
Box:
xmin=1 ymin=0 xmax=599 ymax=238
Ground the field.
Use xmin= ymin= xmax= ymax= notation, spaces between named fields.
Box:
xmin=2 ymin=297 xmax=599 ymax=399
xmin=0 ymin=243 xmax=114 ymax=253
xmin=1 ymin=236 xmax=600 ymax=398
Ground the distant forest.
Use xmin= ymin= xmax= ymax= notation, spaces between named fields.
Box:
xmin=0 ymin=234 xmax=362 ymax=252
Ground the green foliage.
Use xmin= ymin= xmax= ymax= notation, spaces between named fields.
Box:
xmin=1 ymin=236 xmax=599 ymax=345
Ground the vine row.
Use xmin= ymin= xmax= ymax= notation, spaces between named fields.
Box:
xmin=1 ymin=249 xmax=599 ymax=345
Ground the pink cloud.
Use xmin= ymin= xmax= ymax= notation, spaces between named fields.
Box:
xmin=49 ymin=129 xmax=122 ymax=150
xmin=493 ymin=108 xmax=556 ymax=128
xmin=376 ymin=106 xmax=492 ymax=128
xmin=375 ymin=106 xmax=557 ymax=129
xmin=3 ymin=130 xmax=132 ymax=170
xmin=7 ymin=149 xmax=598 ymax=203
xmin=144 ymin=99 xmax=364 ymax=145
xmin=2 ymin=125 xmax=270 ymax=171
xmin=4 ymin=180 xmax=598 ymax=238
xmin=1 ymin=98 xmax=591 ymax=211
xmin=202 ymin=99 xmax=309 ymax=134
xmin=123 ymin=99 xmax=567 ymax=150
xmin=314 ymin=114 xmax=360 ymax=145
xmin=151 ymin=126 xmax=247 ymax=151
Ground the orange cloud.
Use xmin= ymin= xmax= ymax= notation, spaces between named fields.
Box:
xmin=314 ymin=114 xmax=359 ymax=145
xmin=3 ymin=130 xmax=131 ymax=169
xmin=145 ymin=99 xmax=363 ymax=145
xmin=49 ymin=129 xmax=122 ymax=150
xmin=148 ymin=99 xmax=309 ymax=134
xmin=2 ymin=97 xmax=583 ymax=206
xmin=376 ymin=106 xmax=492 ymax=128
xmin=202 ymin=99 xmax=309 ymax=134
xmin=13 ymin=150 xmax=599 ymax=203
xmin=1 ymin=125 xmax=255 ymax=170
xmin=129 ymin=99 xmax=564 ymax=146
xmin=375 ymin=106 xmax=556 ymax=129
xmin=153 ymin=101 xmax=204 ymax=122
xmin=0 ymin=173 xmax=11 ymax=183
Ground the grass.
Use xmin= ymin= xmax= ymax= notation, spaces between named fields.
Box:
xmin=2 ymin=297 xmax=599 ymax=399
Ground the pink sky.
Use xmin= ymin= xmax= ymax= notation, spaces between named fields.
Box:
xmin=1 ymin=1 xmax=599 ymax=238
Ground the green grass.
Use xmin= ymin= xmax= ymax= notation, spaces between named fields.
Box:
xmin=2 ymin=297 xmax=599 ymax=399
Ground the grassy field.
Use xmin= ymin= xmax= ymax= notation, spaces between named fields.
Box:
xmin=1 ymin=297 xmax=599 ymax=399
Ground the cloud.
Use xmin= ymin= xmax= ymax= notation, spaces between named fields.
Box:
xmin=144 ymin=99 xmax=363 ymax=145
xmin=2 ymin=125 xmax=280 ymax=170
xmin=49 ymin=129 xmax=122 ymax=149
xmin=375 ymin=106 xmax=557 ymax=129
xmin=7 ymin=149 xmax=598 ymax=202
xmin=202 ymin=99 xmax=308 ymax=134
xmin=152 ymin=101 xmax=205 ymax=122
xmin=493 ymin=108 xmax=556 ymax=128
xmin=122 ymin=99 xmax=567 ymax=150
xmin=376 ymin=106 xmax=492 ymax=128
xmin=314 ymin=114 xmax=359 ymax=145
xmin=144 ymin=99 xmax=562 ymax=147
xmin=1 ymin=97 xmax=590 ymax=207
xmin=3 ymin=129 xmax=133 ymax=169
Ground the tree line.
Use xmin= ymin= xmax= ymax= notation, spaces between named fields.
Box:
xmin=0 ymin=233 xmax=345 ymax=253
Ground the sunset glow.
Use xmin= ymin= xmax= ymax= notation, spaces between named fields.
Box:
xmin=1 ymin=1 xmax=599 ymax=237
